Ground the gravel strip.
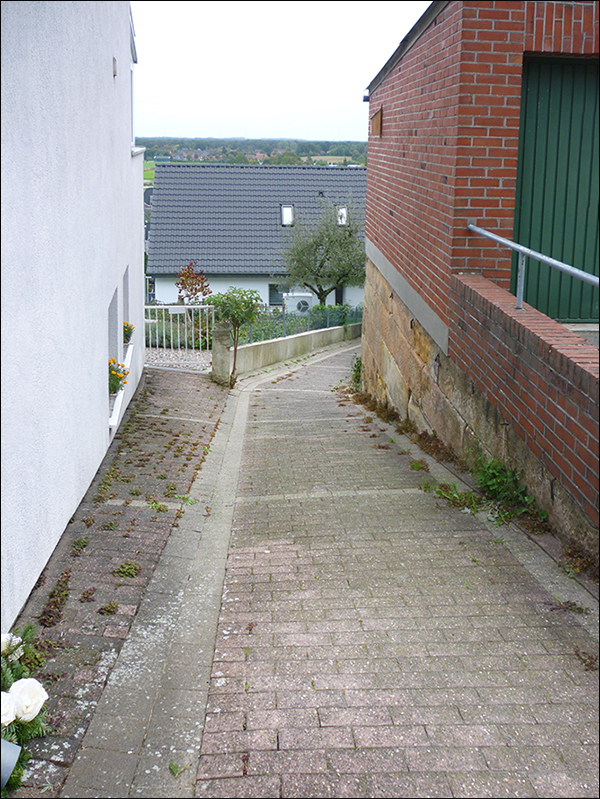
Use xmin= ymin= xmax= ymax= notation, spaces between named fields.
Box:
xmin=144 ymin=347 xmax=212 ymax=372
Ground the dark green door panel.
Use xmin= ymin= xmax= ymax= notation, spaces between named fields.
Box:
xmin=512 ymin=58 xmax=599 ymax=322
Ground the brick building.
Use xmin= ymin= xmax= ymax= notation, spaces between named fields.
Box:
xmin=362 ymin=1 xmax=598 ymax=556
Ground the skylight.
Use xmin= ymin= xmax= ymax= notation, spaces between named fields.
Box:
xmin=281 ymin=204 xmax=294 ymax=226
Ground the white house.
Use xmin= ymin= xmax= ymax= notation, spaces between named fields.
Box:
xmin=1 ymin=1 xmax=145 ymax=631
xmin=146 ymin=163 xmax=367 ymax=308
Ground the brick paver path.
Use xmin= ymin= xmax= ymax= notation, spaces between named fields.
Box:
xmin=195 ymin=347 xmax=598 ymax=798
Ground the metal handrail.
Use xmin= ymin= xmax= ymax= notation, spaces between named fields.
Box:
xmin=467 ymin=223 xmax=599 ymax=309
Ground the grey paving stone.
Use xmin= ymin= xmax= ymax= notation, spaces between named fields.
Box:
xmin=14 ymin=343 xmax=599 ymax=799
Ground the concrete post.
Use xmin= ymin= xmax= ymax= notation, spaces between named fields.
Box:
xmin=210 ymin=321 xmax=232 ymax=386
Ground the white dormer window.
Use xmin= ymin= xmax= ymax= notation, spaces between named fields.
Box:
xmin=337 ymin=206 xmax=348 ymax=226
xmin=281 ymin=204 xmax=294 ymax=226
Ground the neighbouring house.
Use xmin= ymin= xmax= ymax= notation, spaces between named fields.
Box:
xmin=362 ymin=1 xmax=598 ymax=557
xmin=1 ymin=1 xmax=145 ymax=631
xmin=146 ymin=162 xmax=367 ymax=307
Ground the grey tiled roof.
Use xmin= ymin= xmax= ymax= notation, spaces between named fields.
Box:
xmin=146 ymin=163 xmax=366 ymax=277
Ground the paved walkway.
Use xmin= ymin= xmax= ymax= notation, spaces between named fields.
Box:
xmin=14 ymin=342 xmax=599 ymax=798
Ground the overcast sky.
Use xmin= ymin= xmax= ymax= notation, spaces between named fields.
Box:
xmin=130 ymin=1 xmax=432 ymax=141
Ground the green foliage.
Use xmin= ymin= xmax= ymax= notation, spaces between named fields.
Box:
xmin=435 ymin=483 xmax=484 ymax=514
xmin=1 ymin=627 xmax=51 ymax=795
xmin=145 ymin=309 xmax=212 ymax=350
xmin=123 ymin=321 xmax=135 ymax=344
xmin=396 ymin=418 xmax=418 ymax=435
xmin=475 ymin=456 xmax=529 ymax=507
xmin=148 ymin=501 xmax=168 ymax=513
xmin=70 ymin=537 xmax=88 ymax=557
xmin=264 ymin=150 xmax=303 ymax=165
xmin=237 ymin=304 xmax=362 ymax=346
xmin=169 ymin=761 xmax=189 ymax=778
xmin=350 ymin=355 xmax=362 ymax=391
xmin=112 ymin=561 xmax=141 ymax=578
xmin=281 ymin=197 xmax=365 ymax=305
xmin=211 ymin=287 xmax=263 ymax=385
xmin=136 ymin=137 xmax=367 ymax=164
xmin=97 ymin=602 xmax=119 ymax=616
xmin=109 ymin=359 xmax=129 ymax=395
xmin=38 ymin=569 xmax=71 ymax=627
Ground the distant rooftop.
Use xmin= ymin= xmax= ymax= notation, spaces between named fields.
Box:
xmin=146 ymin=163 xmax=366 ymax=277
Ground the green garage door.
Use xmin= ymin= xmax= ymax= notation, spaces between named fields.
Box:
xmin=512 ymin=57 xmax=599 ymax=322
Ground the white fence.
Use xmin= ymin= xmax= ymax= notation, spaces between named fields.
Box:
xmin=144 ymin=305 xmax=214 ymax=352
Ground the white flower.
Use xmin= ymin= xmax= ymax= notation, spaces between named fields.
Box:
xmin=9 ymin=678 xmax=48 ymax=722
xmin=1 ymin=633 xmax=24 ymax=661
xmin=1 ymin=691 xmax=16 ymax=726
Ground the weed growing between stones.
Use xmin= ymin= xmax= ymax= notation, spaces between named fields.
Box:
xmin=38 ymin=570 xmax=71 ymax=628
xmin=435 ymin=483 xmax=485 ymax=514
xmin=350 ymin=355 xmax=362 ymax=391
xmin=97 ymin=602 xmax=119 ymax=616
xmin=346 ymin=379 xmax=558 ymax=544
xmin=70 ymin=538 xmax=88 ymax=557
xmin=574 ymin=646 xmax=598 ymax=671
xmin=562 ymin=540 xmax=596 ymax=580
xmin=112 ymin=561 xmax=141 ymax=578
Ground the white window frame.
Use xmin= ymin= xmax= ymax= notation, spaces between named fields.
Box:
xmin=280 ymin=204 xmax=295 ymax=226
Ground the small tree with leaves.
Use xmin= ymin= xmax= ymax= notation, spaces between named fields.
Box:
xmin=211 ymin=287 xmax=263 ymax=386
xmin=281 ymin=197 xmax=365 ymax=306
xmin=175 ymin=260 xmax=212 ymax=304
xmin=174 ymin=261 xmax=212 ymax=347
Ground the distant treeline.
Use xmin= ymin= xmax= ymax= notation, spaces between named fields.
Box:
xmin=136 ymin=137 xmax=367 ymax=161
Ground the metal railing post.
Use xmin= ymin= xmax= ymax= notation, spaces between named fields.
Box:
xmin=516 ymin=252 xmax=526 ymax=310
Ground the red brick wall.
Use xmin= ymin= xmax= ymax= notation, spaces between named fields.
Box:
xmin=366 ymin=0 xmax=599 ymax=318
xmin=366 ymin=1 xmax=463 ymax=328
xmin=364 ymin=1 xmax=599 ymax=535
xmin=450 ymin=273 xmax=599 ymax=527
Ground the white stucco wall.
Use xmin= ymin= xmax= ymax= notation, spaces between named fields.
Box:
xmin=154 ymin=276 xmax=272 ymax=305
xmin=1 ymin=1 xmax=145 ymax=631
xmin=153 ymin=276 xmax=364 ymax=307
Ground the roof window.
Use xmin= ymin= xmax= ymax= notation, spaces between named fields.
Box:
xmin=337 ymin=206 xmax=348 ymax=226
xmin=280 ymin=204 xmax=294 ymax=226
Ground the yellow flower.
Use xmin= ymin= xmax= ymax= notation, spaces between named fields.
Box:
xmin=111 ymin=370 xmax=117 ymax=375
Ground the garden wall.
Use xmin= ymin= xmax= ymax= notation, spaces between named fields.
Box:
xmin=361 ymin=261 xmax=598 ymax=559
xmin=211 ymin=322 xmax=362 ymax=384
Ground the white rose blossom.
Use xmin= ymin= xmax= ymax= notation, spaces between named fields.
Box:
xmin=9 ymin=678 xmax=49 ymax=722
xmin=1 ymin=633 xmax=24 ymax=662
xmin=1 ymin=691 xmax=17 ymax=726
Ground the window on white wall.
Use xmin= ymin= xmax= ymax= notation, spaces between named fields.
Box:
xmin=269 ymin=284 xmax=285 ymax=306
xmin=123 ymin=266 xmax=130 ymax=324
xmin=108 ymin=288 xmax=118 ymax=361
